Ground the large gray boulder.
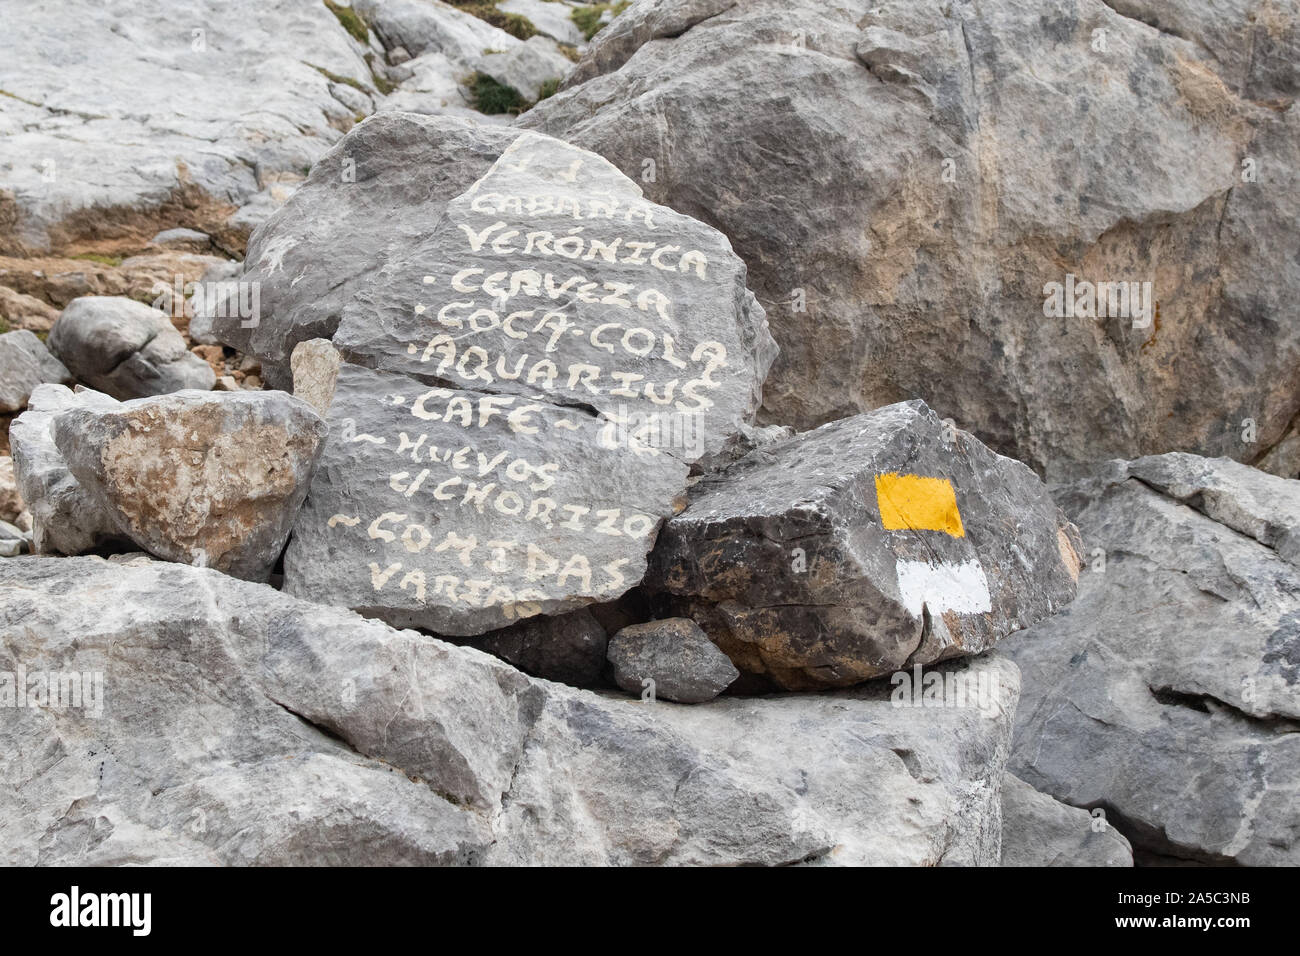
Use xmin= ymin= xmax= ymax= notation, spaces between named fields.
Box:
xmin=0 ymin=330 xmax=72 ymax=412
xmin=1006 ymin=454 xmax=1300 ymax=865
xmin=275 ymin=125 xmax=775 ymax=636
xmin=53 ymin=391 xmax=327 ymax=581
xmin=8 ymin=384 xmax=124 ymax=555
xmin=0 ymin=555 xmax=1021 ymax=866
xmin=525 ymin=0 xmax=1300 ymax=477
xmin=1000 ymin=773 xmax=1133 ymax=867
xmin=48 ymin=297 xmax=215 ymax=399
xmin=648 ymin=400 xmax=1082 ymax=689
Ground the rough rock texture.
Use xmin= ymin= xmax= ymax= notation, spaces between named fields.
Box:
xmin=53 ymin=391 xmax=327 ymax=581
xmin=472 ymin=607 xmax=608 ymax=688
xmin=0 ymin=287 xmax=60 ymax=333
xmin=0 ymin=330 xmax=71 ymax=413
xmin=210 ymin=115 xmax=523 ymax=389
xmin=48 ymin=297 xmax=215 ymax=399
xmin=1000 ymin=773 xmax=1133 ymax=867
xmin=499 ymin=0 xmax=587 ymax=47
xmin=0 ymin=556 xmax=1020 ymax=866
xmin=8 ymin=385 xmax=124 ymax=555
xmin=0 ymin=520 xmax=28 ymax=558
xmin=479 ymin=36 xmax=574 ymax=102
xmin=607 ymin=617 xmax=739 ymax=703
xmin=649 ymin=400 xmax=1081 ymax=689
xmin=525 ymin=0 xmax=1300 ymax=477
xmin=1006 ymin=454 xmax=1300 ymax=865
xmin=290 ymin=338 xmax=343 ymax=416
xmin=283 ymin=361 xmax=688 ymax=634
xmin=278 ymin=126 xmax=774 ymax=636
xmin=0 ymin=0 xmax=386 ymax=257
xmin=0 ymin=457 xmax=20 ymax=525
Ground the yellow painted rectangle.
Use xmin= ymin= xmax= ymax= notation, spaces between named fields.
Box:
xmin=875 ymin=473 xmax=965 ymax=537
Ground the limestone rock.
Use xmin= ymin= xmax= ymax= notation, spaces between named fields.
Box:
xmin=282 ymin=362 xmax=688 ymax=635
xmin=1000 ymin=774 xmax=1133 ymax=867
xmin=525 ymin=0 xmax=1300 ymax=476
xmin=0 ymin=555 xmax=1020 ymax=866
xmin=290 ymin=338 xmax=343 ymax=416
xmin=472 ymin=607 xmax=608 ymax=687
xmin=210 ymin=114 xmax=523 ymax=389
xmin=0 ymin=286 xmax=60 ymax=334
xmin=8 ymin=384 xmax=124 ymax=555
xmin=53 ymin=390 xmax=327 ymax=581
xmin=0 ymin=520 xmax=28 ymax=558
xmin=1006 ymin=454 xmax=1300 ymax=865
xmin=0 ymin=457 xmax=19 ymax=525
xmin=648 ymin=400 xmax=1081 ymax=689
xmin=479 ymin=36 xmax=573 ymax=102
xmin=0 ymin=330 xmax=72 ymax=412
xmin=48 ymin=297 xmax=215 ymax=399
xmin=607 ymin=617 xmax=739 ymax=703
xmin=499 ymin=0 xmax=586 ymax=47
xmin=0 ymin=0 xmax=381 ymax=257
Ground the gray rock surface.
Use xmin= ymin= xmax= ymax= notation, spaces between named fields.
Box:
xmin=279 ymin=126 xmax=773 ymax=636
xmin=472 ymin=607 xmax=608 ymax=687
xmin=607 ymin=617 xmax=739 ymax=702
xmin=0 ymin=330 xmax=72 ymax=412
xmin=53 ymin=391 xmax=327 ymax=581
xmin=210 ymin=114 xmax=523 ymax=389
xmin=649 ymin=400 xmax=1081 ymax=689
xmin=8 ymin=385 xmax=125 ymax=555
xmin=1000 ymin=773 xmax=1133 ymax=867
xmin=499 ymin=0 xmax=587 ymax=47
xmin=525 ymin=0 xmax=1300 ymax=477
xmin=282 ymin=361 xmax=688 ymax=634
xmin=0 ymin=555 xmax=1021 ymax=866
xmin=479 ymin=36 xmax=574 ymax=102
xmin=48 ymin=297 xmax=215 ymax=399
xmin=1006 ymin=454 xmax=1300 ymax=865
xmin=0 ymin=520 xmax=28 ymax=558
xmin=0 ymin=458 xmax=20 ymax=526
xmin=0 ymin=0 xmax=381 ymax=256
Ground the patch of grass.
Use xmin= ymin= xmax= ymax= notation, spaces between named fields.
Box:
xmin=324 ymin=0 xmax=370 ymax=44
xmin=70 ymin=253 xmax=124 ymax=267
xmin=537 ymin=77 xmax=560 ymax=101
xmin=308 ymin=63 xmax=371 ymax=94
xmin=0 ymin=317 xmax=9 ymax=334
xmin=467 ymin=72 xmax=527 ymax=115
xmin=556 ymin=42 xmax=581 ymax=63
xmin=453 ymin=2 xmax=537 ymax=40
xmin=571 ymin=1 xmax=629 ymax=41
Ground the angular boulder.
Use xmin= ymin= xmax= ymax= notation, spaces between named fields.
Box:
xmin=607 ymin=617 xmax=739 ymax=703
xmin=53 ymin=390 xmax=327 ymax=581
xmin=0 ymin=555 xmax=1021 ymax=866
xmin=1000 ymin=773 xmax=1133 ymax=867
xmin=0 ymin=329 xmax=72 ymax=412
xmin=48 ymin=296 xmax=215 ymax=399
xmin=479 ymin=36 xmax=573 ymax=102
xmin=8 ymin=384 xmax=125 ymax=555
xmin=277 ymin=125 xmax=775 ymax=635
xmin=648 ymin=400 xmax=1081 ymax=689
xmin=525 ymin=0 xmax=1300 ymax=476
xmin=1006 ymin=454 xmax=1300 ymax=865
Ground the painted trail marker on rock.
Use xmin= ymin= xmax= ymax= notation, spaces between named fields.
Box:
xmin=283 ymin=128 xmax=776 ymax=635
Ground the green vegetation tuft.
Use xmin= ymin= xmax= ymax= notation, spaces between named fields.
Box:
xmin=536 ymin=77 xmax=560 ymax=102
xmin=324 ymin=0 xmax=370 ymax=44
xmin=467 ymin=72 xmax=527 ymax=115
xmin=308 ymin=63 xmax=371 ymax=93
xmin=571 ymin=1 xmax=629 ymax=41
xmin=70 ymin=253 xmax=124 ymax=267
xmin=450 ymin=1 xmax=537 ymax=40
xmin=0 ymin=317 xmax=9 ymax=334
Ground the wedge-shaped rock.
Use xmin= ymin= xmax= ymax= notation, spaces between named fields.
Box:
xmin=1006 ymin=454 xmax=1300 ymax=865
xmin=0 ymin=555 xmax=1020 ymax=866
xmin=53 ymin=391 xmax=327 ymax=581
xmin=1000 ymin=774 xmax=1133 ymax=867
xmin=9 ymin=384 xmax=124 ymax=555
xmin=648 ymin=400 xmax=1081 ymax=689
xmin=283 ymin=363 xmax=688 ymax=635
